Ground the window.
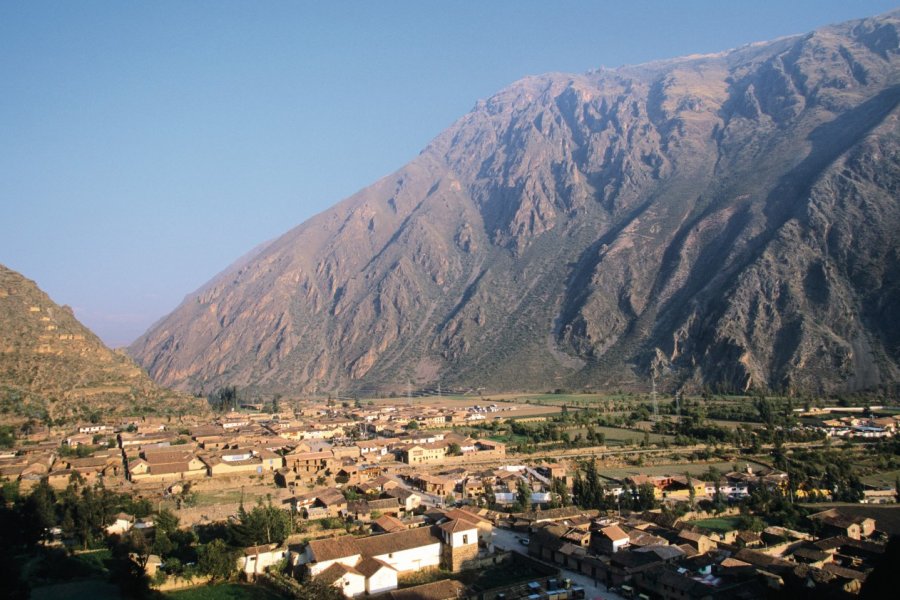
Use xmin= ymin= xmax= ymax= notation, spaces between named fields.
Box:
xmin=463 ymin=534 xmax=469 ymax=544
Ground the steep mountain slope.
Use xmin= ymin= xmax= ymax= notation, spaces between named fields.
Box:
xmin=130 ymin=11 xmax=900 ymax=396
xmin=0 ymin=265 xmax=206 ymax=422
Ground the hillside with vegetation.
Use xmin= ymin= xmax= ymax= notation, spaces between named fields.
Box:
xmin=0 ymin=264 xmax=207 ymax=424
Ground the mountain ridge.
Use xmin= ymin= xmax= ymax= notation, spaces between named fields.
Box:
xmin=129 ymin=10 xmax=900 ymax=397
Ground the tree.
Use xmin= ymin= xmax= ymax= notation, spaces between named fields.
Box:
xmin=208 ymin=386 xmax=239 ymax=412
xmin=447 ymin=443 xmax=463 ymax=456
xmin=686 ymin=472 xmax=696 ymax=508
xmin=0 ymin=425 xmax=16 ymax=448
xmin=636 ymin=483 xmax=658 ymax=510
xmin=123 ymin=529 xmax=152 ymax=570
xmin=155 ymin=509 xmax=179 ymax=535
xmin=231 ymin=501 xmax=291 ymax=546
xmin=152 ymin=531 xmax=175 ymax=558
xmin=484 ymin=484 xmax=497 ymax=510
xmin=198 ymin=539 xmax=239 ymax=581
xmin=737 ymin=515 xmax=765 ymax=533
xmin=406 ymin=420 xmax=419 ymax=430
xmin=22 ymin=480 xmax=56 ymax=543
xmin=550 ymin=477 xmax=569 ymax=507
xmin=1 ymin=480 xmax=19 ymax=506
xmin=515 ymin=478 xmax=531 ymax=512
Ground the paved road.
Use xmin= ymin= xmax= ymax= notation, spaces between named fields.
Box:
xmin=491 ymin=527 xmax=625 ymax=600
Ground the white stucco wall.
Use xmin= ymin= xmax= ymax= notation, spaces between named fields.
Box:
xmin=366 ymin=567 xmax=398 ymax=595
xmin=373 ymin=542 xmax=441 ymax=573
xmin=240 ymin=549 xmax=287 ymax=574
xmin=308 ymin=554 xmax=362 ymax=576
xmin=450 ymin=528 xmax=478 ymax=547
xmin=336 ymin=572 xmax=366 ymax=597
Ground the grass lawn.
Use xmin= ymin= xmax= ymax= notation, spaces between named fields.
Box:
xmin=488 ymin=433 xmax=530 ymax=445
xmin=166 ymin=583 xmax=287 ymax=600
xmin=191 ymin=488 xmax=273 ymax=507
xmin=565 ymin=425 xmax=671 ymax=445
xmin=192 ymin=489 xmax=245 ymax=506
xmin=687 ymin=516 xmax=744 ymax=533
xmin=72 ymin=548 xmax=113 ymax=572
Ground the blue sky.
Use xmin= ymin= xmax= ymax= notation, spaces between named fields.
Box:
xmin=1 ymin=1 xmax=897 ymax=347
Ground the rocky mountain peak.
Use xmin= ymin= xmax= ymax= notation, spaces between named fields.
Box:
xmin=130 ymin=11 xmax=900 ymax=397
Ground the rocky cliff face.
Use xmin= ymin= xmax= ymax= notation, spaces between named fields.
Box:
xmin=130 ymin=11 xmax=900 ymax=396
xmin=0 ymin=265 xmax=205 ymax=421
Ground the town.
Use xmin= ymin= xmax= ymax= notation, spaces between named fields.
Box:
xmin=1 ymin=393 xmax=898 ymax=600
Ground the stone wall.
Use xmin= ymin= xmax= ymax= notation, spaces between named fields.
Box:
xmin=151 ymin=574 xmax=212 ymax=592
xmin=444 ymin=541 xmax=480 ymax=572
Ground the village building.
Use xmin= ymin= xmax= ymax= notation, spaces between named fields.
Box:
xmin=808 ymin=509 xmax=877 ymax=540
xmin=400 ymin=444 xmax=445 ymax=465
xmin=413 ymin=474 xmax=455 ymax=496
xmin=128 ymin=449 xmax=207 ymax=482
xmin=594 ymin=525 xmax=630 ymax=554
xmin=238 ymin=543 xmax=289 ymax=578
xmin=302 ymin=520 xmax=478 ymax=597
xmin=106 ymin=512 xmax=135 ymax=535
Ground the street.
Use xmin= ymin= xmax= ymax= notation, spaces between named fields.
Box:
xmin=491 ymin=527 xmax=625 ymax=600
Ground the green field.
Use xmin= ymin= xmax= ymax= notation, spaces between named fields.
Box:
xmin=565 ymin=425 xmax=671 ymax=445
xmin=22 ymin=547 xmax=112 ymax=587
xmin=687 ymin=516 xmax=744 ymax=533
xmin=860 ymin=469 xmax=900 ymax=488
xmin=166 ymin=583 xmax=287 ymax=600
xmin=488 ymin=433 xmax=530 ymax=445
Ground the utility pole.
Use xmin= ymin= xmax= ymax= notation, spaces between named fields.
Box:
xmin=651 ymin=370 xmax=659 ymax=421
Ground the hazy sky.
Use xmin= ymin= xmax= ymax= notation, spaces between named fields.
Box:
xmin=2 ymin=1 xmax=897 ymax=347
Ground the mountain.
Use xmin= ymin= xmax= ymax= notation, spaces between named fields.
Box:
xmin=0 ymin=264 xmax=206 ymax=422
xmin=130 ymin=11 xmax=900 ymax=397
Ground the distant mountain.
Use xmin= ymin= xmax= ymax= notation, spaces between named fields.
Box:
xmin=130 ymin=11 xmax=900 ymax=397
xmin=0 ymin=264 xmax=205 ymax=422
